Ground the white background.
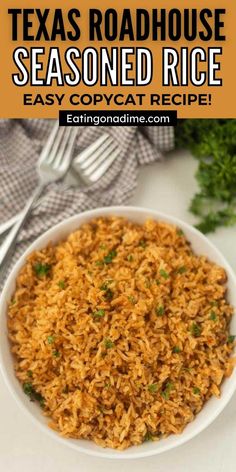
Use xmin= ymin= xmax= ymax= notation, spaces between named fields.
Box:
xmin=0 ymin=150 xmax=235 ymax=472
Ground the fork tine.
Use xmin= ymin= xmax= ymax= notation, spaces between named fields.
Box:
xmin=88 ymin=147 xmax=120 ymax=182
xmin=46 ymin=127 xmax=67 ymax=165
xmin=79 ymin=137 xmax=114 ymax=171
xmin=59 ymin=128 xmax=78 ymax=172
xmin=83 ymin=141 xmax=118 ymax=176
xmin=74 ymin=134 xmax=110 ymax=165
xmin=52 ymin=127 xmax=74 ymax=169
xmin=37 ymin=121 xmax=59 ymax=166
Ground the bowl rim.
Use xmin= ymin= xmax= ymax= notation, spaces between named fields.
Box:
xmin=0 ymin=205 xmax=236 ymax=459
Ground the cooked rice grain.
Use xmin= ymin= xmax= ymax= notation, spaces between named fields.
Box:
xmin=8 ymin=217 xmax=235 ymax=449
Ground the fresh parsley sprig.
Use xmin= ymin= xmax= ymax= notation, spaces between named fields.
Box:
xmin=175 ymin=119 xmax=236 ymax=233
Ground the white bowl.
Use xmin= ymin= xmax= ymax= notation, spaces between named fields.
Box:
xmin=0 ymin=206 xmax=236 ymax=459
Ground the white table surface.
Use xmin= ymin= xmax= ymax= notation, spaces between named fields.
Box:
xmin=0 ymin=150 xmax=235 ymax=472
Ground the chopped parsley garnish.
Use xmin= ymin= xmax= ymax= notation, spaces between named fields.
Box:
xmin=39 ymin=398 xmax=45 ymax=408
xmin=144 ymin=431 xmax=154 ymax=442
xmin=159 ymin=269 xmax=169 ymax=280
xmin=148 ymin=383 xmax=158 ymax=394
xmin=209 ymin=311 xmax=217 ymax=321
xmin=95 ymin=260 xmax=104 ymax=266
xmin=34 ymin=262 xmax=51 ymax=277
xmin=161 ymin=382 xmax=173 ymax=400
xmin=156 ymin=279 xmax=160 ymax=285
xmin=103 ymin=250 xmax=117 ymax=264
xmin=176 ymin=266 xmax=187 ymax=274
xmin=193 ymin=387 xmax=201 ymax=395
xmin=47 ymin=335 xmax=55 ymax=344
xmin=11 ymin=298 xmax=16 ymax=305
xmin=104 ymin=338 xmax=114 ymax=349
xmin=104 ymin=288 xmax=114 ymax=301
xmin=58 ymin=280 xmax=66 ymax=289
xmin=172 ymin=346 xmax=181 ymax=353
xmin=155 ymin=305 xmax=165 ymax=316
xmin=190 ymin=323 xmax=202 ymax=337
xmin=99 ymin=244 xmax=107 ymax=250
xmin=38 ymin=393 xmax=45 ymax=408
xmin=27 ymin=370 xmax=33 ymax=378
xmin=100 ymin=282 xmax=108 ymax=291
xmin=128 ymin=296 xmax=136 ymax=305
xmin=139 ymin=240 xmax=147 ymax=248
xmin=227 ymin=335 xmax=235 ymax=344
xmin=23 ymin=382 xmax=34 ymax=396
xmin=177 ymin=229 xmax=184 ymax=236
xmin=104 ymin=382 xmax=111 ymax=389
xmin=92 ymin=309 xmax=105 ymax=319
xmin=127 ymin=254 xmax=134 ymax=262
xmin=62 ymin=385 xmax=69 ymax=394
xmin=210 ymin=301 xmax=218 ymax=307
xmin=23 ymin=382 xmax=45 ymax=407
xmin=52 ymin=350 xmax=60 ymax=358
xmin=100 ymin=280 xmax=113 ymax=291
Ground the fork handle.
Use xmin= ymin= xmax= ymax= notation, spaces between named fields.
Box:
xmin=0 ymin=181 xmax=73 ymax=238
xmin=0 ymin=183 xmax=45 ymax=271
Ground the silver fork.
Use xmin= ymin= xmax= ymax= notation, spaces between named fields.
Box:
xmin=0 ymin=133 xmax=120 ymax=237
xmin=0 ymin=122 xmax=78 ymax=269
xmin=72 ymin=133 xmax=120 ymax=184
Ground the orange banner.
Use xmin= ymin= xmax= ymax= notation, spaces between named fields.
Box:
xmin=0 ymin=0 xmax=235 ymax=118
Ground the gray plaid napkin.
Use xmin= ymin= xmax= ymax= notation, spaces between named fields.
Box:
xmin=0 ymin=120 xmax=174 ymax=279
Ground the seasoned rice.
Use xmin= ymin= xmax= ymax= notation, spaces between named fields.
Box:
xmin=8 ymin=217 xmax=235 ymax=449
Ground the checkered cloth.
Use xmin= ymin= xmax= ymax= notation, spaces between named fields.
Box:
xmin=0 ymin=120 xmax=174 ymax=280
